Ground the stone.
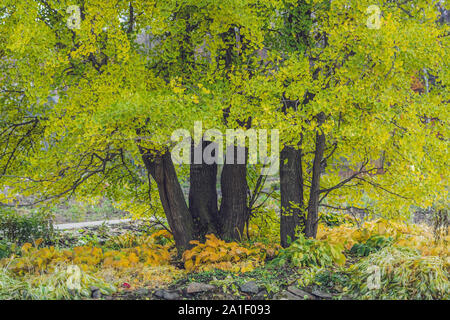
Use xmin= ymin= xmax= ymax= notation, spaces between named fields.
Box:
xmin=286 ymin=286 xmax=316 ymax=300
xmin=162 ymin=291 xmax=180 ymax=300
xmin=252 ymin=290 xmax=268 ymax=300
xmin=135 ymin=288 xmax=150 ymax=296
xmin=90 ymin=287 xmax=101 ymax=299
xmin=89 ymin=286 xmax=99 ymax=292
xmin=272 ymin=290 xmax=304 ymax=300
xmin=311 ymin=289 xmax=333 ymax=300
xmin=153 ymin=289 xmax=166 ymax=298
xmin=240 ymin=281 xmax=260 ymax=294
xmin=186 ymin=282 xmax=216 ymax=294
xmin=153 ymin=289 xmax=180 ymax=300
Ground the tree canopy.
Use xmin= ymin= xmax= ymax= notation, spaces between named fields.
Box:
xmin=0 ymin=0 xmax=448 ymax=251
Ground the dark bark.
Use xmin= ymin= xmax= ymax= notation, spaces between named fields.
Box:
xmin=142 ymin=151 xmax=195 ymax=252
xmin=280 ymin=145 xmax=304 ymax=247
xmin=279 ymin=90 xmax=310 ymax=247
xmin=189 ymin=140 xmax=219 ymax=239
xmin=219 ymin=144 xmax=248 ymax=240
xmin=305 ymin=113 xmax=326 ymax=238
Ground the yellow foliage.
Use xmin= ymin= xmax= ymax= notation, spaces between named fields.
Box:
xmin=105 ymin=230 xmax=173 ymax=249
xmin=21 ymin=243 xmax=32 ymax=253
xmin=317 ymin=218 xmax=449 ymax=259
xmin=182 ymin=234 xmax=279 ymax=273
xmin=34 ymin=238 xmax=44 ymax=247
xmin=0 ymin=228 xmax=183 ymax=292
xmin=96 ymin=265 xmax=185 ymax=289
xmin=3 ymin=239 xmax=174 ymax=275
xmin=150 ymin=229 xmax=173 ymax=240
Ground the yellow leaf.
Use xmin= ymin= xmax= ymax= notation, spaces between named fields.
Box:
xmin=21 ymin=243 xmax=32 ymax=252
xmin=34 ymin=238 xmax=44 ymax=247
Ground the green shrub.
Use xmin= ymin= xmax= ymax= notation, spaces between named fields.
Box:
xmin=0 ymin=208 xmax=56 ymax=245
xmin=0 ymin=240 xmax=19 ymax=259
xmin=271 ymin=234 xmax=346 ymax=268
xmin=320 ymin=211 xmax=349 ymax=227
xmin=313 ymin=269 xmax=351 ymax=292
xmin=348 ymin=246 xmax=449 ymax=300
xmin=350 ymin=235 xmax=393 ymax=257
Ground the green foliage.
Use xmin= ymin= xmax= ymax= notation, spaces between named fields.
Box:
xmin=0 ymin=0 xmax=447 ymax=232
xmin=313 ymin=269 xmax=350 ymax=293
xmin=26 ymin=267 xmax=116 ymax=300
xmin=184 ymin=269 xmax=233 ymax=284
xmin=271 ymin=234 xmax=346 ymax=268
xmin=181 ymin=265 xmax=297 ymax=296
xmin=348 ymin=246 xmax=449 ymax=300
xmin=0 ymin=269 xmax=31 ymax=300
xmin=208 ymin=275 xmax=243 ymax=296
xmin=431 ymin=206 xmax=449 ymax=243
xmin=104 ymin=229 xmax=173 ymax=249
xmin=0 ymin=267 xmax=115 ymax=300
xmin=76 ymin=233 xmax=102 ymax=247
xmin=0 ymin=240 xmax=18 ymax=259
xmin=271 ymin=0 xmax=313 ymax=53
xmin=320 ymin=211 xmax=349 ymax=227
xmin=350 ymin=235 xmax=394 ymax=257
xmin=247 ymin=205 xmax=280 ymax=243
xmin=239 ymin=266 xmax=294 ymax=294
xmin=0 ymin=208 xmax=56 ymax=245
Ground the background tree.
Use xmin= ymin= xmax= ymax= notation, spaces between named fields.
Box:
xmin=249 ymin=0 xmax=449 ymax=242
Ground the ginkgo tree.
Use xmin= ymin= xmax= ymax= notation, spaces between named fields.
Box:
xmin=0 ymin=0 xmax=448 ymax=252
xmin=0 ymin=0 xmax=274 ymax=251
xmin=248 ymin=0 xmax=449 ymax=246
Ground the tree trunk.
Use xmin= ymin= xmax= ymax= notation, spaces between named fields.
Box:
xmin=189 ymin=140 xmax=219 ymax=239
xmin=142 ymin=151 xmax=195 ymax=252
xmin=305 ymin=114 xmax=326 ymax=238
xmin=219 ymin=144 xmax=248 ymax=240
xmin=280 ymin=145 xmax=304 ymax=247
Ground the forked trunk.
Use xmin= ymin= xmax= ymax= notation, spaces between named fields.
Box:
xmin=305 ymin=115 xmax=326 ymax=238
xmin=142 ymin=151 xmax=195 ymax=252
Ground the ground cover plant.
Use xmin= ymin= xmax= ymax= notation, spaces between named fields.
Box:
xmin=0 ymin=215 xmax=448 ymax=300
